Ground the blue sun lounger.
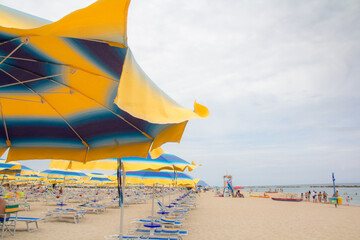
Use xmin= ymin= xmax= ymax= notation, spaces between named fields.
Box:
xmin=134 ymin=228 xmax=188 ymax=236
xmin=105 ymin=235 xmax=182 ymax=240
xmin=9 ymin=217 xmax=43 ymax=232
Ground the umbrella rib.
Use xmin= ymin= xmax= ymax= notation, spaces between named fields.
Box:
xmin=0 ymin=37 xmax=22 ymax=46
xmin=0 ymin=74 xmax=64 ymax=88
xmin=48 ymin=78 xmax=154 ymax=140
xmin=0 ymin=97 xmax=42 ymax=103
xmin=0 ymin=56 xmax=118 ymax=83
xmin=0 ymin=68 xmax=91 ymax=149
xmin=0 ymin=102 xmax=10 ymax=147
xmin=0 ymin=40 xmax=26 ymax=66
xmin=0 ymin=62 xmax=153 ymax=140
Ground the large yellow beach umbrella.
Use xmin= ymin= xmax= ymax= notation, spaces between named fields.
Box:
xmin=0 ymin=0 xmax=209 ymax=163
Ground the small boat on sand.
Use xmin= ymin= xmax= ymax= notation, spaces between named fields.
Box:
xmin=250 ymin=195 xmax=270 ymax=198
xmin=271 ymin=197 xmax=302 ymax=202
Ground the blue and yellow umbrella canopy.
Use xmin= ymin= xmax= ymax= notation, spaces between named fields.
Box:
xmin=39 ymin=169 xmax=89 ymax=180
xmin=86 ymin=173 xmax=113 ymax=185
xmin=123 ymin=170 xmax=196 ymax=186
xmin=0 ymin=0 xmax=209 ymax=163
xmin=49 ymin=150 xmax=198 ymax=172
xmin=0 ymin=160 xmax=35 ymax=175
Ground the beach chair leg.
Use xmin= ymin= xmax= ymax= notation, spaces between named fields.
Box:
xmin=13 ymin=218 xmax=17 ymax=235
xmin=1 ymin=221 xmax=5 ymax=239
xmin=27 ymin=221 xmax=39 ymax=232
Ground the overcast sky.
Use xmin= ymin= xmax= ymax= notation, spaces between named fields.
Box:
xmin=2 ymin=0 xmax=360 ymax=186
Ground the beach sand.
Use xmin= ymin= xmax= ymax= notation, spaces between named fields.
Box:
xmin=185 ymin=191 xmax=360 ymax=240
xmin=7 ymin=191 xmax=360 ymax=240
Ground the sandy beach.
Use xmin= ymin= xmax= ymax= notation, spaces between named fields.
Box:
xmin=6 ymin=190 xmax=360 ymax=240
xmin=186 ymin=192 xmax=360 ymax=240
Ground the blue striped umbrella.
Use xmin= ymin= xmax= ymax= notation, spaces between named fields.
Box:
xmin=0 ymin=160 xmax=35 ymax=175
xmin=49 ymin=152 xmax=198 ymax=172
xmin=120 ymin=170 xmax=194 ymax=186
xmin=40 ymin=169 xmax=88 ymax=179
xmin=0 ymin=1 xmax=208 ymax=163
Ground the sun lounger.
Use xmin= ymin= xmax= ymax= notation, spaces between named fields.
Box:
xmin=45 ymin=208 xmax=86 ymax=224
xmin=18 ymin=202 xmax=31 ymax=211
xmin=132 ymin=228 xmax=188 ymax=236
xmin=157 ymin=202 xmax=188 ymax=216
xmin=104 ymin=234 xmax=182 ymax=240
xmin=78 ymin=203 xmax=106 ymax=214
xmin=10 ymin=217 xmax=43 ymax=232
xmin=132 ymin=218 xmax=182 ymax=229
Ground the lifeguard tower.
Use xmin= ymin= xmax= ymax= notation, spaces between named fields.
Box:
xmin=223 ymin=175 xmax=234 ymax=197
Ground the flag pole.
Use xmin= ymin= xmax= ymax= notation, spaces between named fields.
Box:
xmin=332 ymin=172 xmax=337 ymax=208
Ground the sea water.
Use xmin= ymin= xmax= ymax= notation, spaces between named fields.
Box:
xmin=243 ymin=183 xmax=360 ymax=206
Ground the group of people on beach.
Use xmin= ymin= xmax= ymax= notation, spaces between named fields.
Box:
xmin=301 ymin=190 xmax=356 ymax=204
xmin=301 ymin=189 xmax=354 ymax=203
xmin=302 ymin=190 xmax=329 ymax=203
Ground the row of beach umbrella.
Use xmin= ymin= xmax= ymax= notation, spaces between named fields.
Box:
xmin=0 ymin=151 xmax=199 ymax=187
xmin=2 ymin=170 xmax=198 ymax=188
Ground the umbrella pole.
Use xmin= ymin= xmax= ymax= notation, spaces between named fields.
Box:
xmin=151 ymin=183 xmax=155 ymax=223
xmin=62 ymin=176 xmax=66 ymax=205
xmin=162 ymin=185 xmax=165 ymax=204
xmin=175 ymin=170 xmax=178 ymax=199
xmin=117 ymin=158 xmax=126 ymax=240
xmin=175 ymin=170 xmax=178 ymax=188
xmin=168 ymin=184 xmax=171 ymax=205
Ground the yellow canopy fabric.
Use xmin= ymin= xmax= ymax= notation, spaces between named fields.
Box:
xmin=115 ymin=49 xmax=209 ymax=124
xmin=0 ymin=0 xmax=209 ymax=162
xmin=49 ymin=157 xmax=197 ymax=172
xmin=120 ymin=170 xmax=196 ymax=187
xmin=0 ymin=4 xmax=50 ymax=29
xmin=0 ymin=0 xmax=129 ymax=47
xmin=49 ymin=149 xmax=198 ymax=172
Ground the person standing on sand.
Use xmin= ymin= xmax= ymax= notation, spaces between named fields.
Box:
xmin=312 ymin=191 xmax=317 ymax=203
xmin=323 ymin=191 xmax=328 ymax=203
xmin=318 ymin=192 xmax=322 ymax=203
